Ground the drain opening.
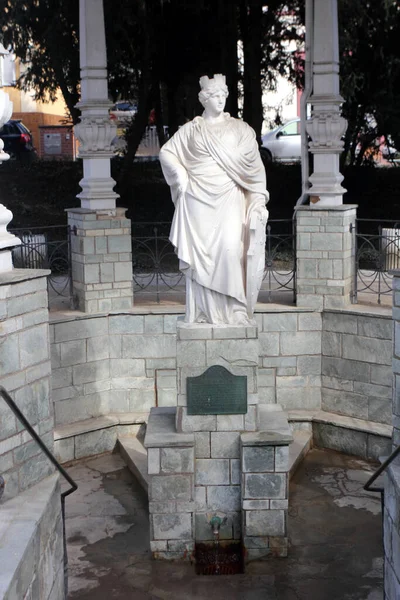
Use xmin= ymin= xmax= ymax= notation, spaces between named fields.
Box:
xmin=195 ymin=542 xmax=244 ymax=575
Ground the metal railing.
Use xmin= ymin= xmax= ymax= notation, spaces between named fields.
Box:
xmin=10 ymin=225 xmax=74 ymax=308
xmin=131 ymin=220 xmax=296 ymax=304
xmin=0 ymin=386 xmax=77 ymax=594
xmin=363 ymin=442 xmax=400 ymax=592
xmin=353 ymin=219 xmax=400 ymax=304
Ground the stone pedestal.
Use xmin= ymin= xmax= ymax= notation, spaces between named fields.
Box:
xmin=175 ymin=322 xmax=259 ymax=433
xmin=241 ymin=428 xmax=291 ymax=560
xmin=144 ymin=322 xmax=292 ymax=563
xmin=296 ymin=205 xmax=357 ymax=310
xmin=68 ymin=207 xmax=133 ymax=313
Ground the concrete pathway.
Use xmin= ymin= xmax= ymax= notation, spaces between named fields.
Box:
xmin=64 ymin=448 xmax=383 ymax=599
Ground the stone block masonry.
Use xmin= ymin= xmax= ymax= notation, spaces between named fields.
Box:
xmin=68 ymin=207 xmax=133 ymax=313
xmin=255 ymin=309 xmax=322 ymax=411
xmin=322 ymin=309 xmax=392 ymax=426
xmin=296 ymin=206 xmax=357 ymax=310
xmin=241 ymin=425 xmax=291 ymax=561
xmin=0 ymin=270 xmax=54 ymax=502
xmin=145 ymin=407 xmax=195 ymax=560
xmin=0 ymin=474 xmax=64 ymax=600
xmin=51 ymin=312 xmax=181 ymax=426
xmin=175 ymin=322 xmax=259 ymax=434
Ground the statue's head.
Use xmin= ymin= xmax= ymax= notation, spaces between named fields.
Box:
xmin=198 ymin=74 xmax=229 ymax=108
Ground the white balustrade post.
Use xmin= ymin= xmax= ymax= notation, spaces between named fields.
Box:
xmin=0 ymin=43 xmax=21 ymax=273
xmin=69 ymin=0 xmax=133 ymax=313
xmin=306 ymin=0 xmax=347 ymax=207
xmin=74 ymin=0 xmax=118 ymax=210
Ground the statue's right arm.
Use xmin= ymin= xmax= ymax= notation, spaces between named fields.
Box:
xmin=159 ymin=142 xmax=188 ymax=204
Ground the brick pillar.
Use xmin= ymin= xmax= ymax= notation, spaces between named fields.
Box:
xmin=68 ymin=207 xmax=133 ymax=313
xmin=241 ymin=431 xmax=291 ymax=561
xmin=296 ymin=205 xmax=357 ymax=310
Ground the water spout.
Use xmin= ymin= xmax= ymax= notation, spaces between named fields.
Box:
xmin=207 ymin=512 xmax=227 ymax=575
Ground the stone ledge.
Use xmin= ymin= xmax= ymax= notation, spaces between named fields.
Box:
xmin=324 ymin=305 xmax=392 ymax=318
xmin=144 ymin=407 xmax=194 ymax=448
xmin=49 ymin=304 xmax=317 ymax=322
xmin=54 ymin=412 xmax=148 ymax=441
xmin=288 ymin=409 xmax=392 ymax=438
xmin=118 ymin=436 xmax=149 ymax=492
xmin=0 ymin=473 xmax=61 ymax=600
xmin=0 ymin=269 xmax=51 ymax=286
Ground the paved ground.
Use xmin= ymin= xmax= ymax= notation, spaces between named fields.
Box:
xmin=64 ymin=448 xmax=384 ymax=600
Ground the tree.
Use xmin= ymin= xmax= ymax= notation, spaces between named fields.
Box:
xmin=339 ymin=0 xmax=400 ymax=166
xmin=0 ymin=0 xmax=303 ymax=153
xmin=0 ymin=0 xmax=81 ymax=124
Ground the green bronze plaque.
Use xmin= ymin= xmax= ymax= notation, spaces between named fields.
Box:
xmin=187 ymin=365 xmax=247 ymax=415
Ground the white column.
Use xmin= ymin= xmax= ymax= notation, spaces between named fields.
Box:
xmin=74 ymin=0 xmax=118 ymax=210
xmin=0 ymin=44 xmax=21 ymax=273
xmin=306 ymin=0 xmax=347 ymax=207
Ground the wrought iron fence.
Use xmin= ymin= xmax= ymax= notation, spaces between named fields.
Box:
xmin=353 ymin=219 xmax=400 ymax=304
xmin=10 ymin=225 xmax=73 ymax=308
xmin=132 ymin=220 xmax=296 ymax=304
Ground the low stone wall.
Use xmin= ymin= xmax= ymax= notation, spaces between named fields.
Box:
xmin=51 ymin=312 xmax=180 ymax=426
xmin=0 ymin=474 xmax=64 ymax=600
xmin=255 ymin=310 xmax=322 ymax=410
xmin=0 ymin=270 xmax=54 ymax=501
xmin=321 ymin=309 xmax=392 ymax=426
xmin=51 ymin=308 xmax=324 ymax=428
xmin=383 ymin=465 xmax=400 ymax=599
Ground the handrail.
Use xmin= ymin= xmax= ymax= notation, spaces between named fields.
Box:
xmin=364 ymin=443 xmax=400 ymax=494
xmin=0 ymin=386 xmax=77 ymax=499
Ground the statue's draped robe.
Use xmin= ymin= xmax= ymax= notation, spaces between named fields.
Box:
xmin=159 ymin=114 xmax=269 ymax=324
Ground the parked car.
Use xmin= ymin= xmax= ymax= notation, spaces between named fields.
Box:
xmin=110 ymin=101 xmax=137 ymax=124
xmin=0 ymin=119 xmax=37 ymax=162
xmin=261 ymin=117 xmax=301 ymax=163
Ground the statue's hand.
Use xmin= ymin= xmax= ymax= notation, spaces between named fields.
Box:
xmin=251 ymin=204 xmax=269 ymax=225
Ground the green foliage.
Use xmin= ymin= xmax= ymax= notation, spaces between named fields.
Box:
xmin=2 ymin=159 xmax=399 ymax=229
xmin=0 ymin=0 xmax=80 ymax=123
xmin=339 ymin=0 xmax=400 ymax=165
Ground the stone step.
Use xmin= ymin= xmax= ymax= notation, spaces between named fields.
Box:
xmin=119 ymin=422 xmax=311 ymax=496
xmin=118 ymin=435 xmax=149 ymax=493
xmin=288 ymin=430 xmax=313 ymax=478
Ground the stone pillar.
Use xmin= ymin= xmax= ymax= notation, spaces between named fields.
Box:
xmin=296 ymin=205 xmax=357 ymax=310
xmin=74 ymin=0 xmax=118 ymax=210
xmin=241 ymin=430 xmax=291 ymax=561
xmin=69 ymin=0 xmax=134 ymax=312
xmin=306 ymin=0 xmax=347 ymax=207
xmin=68 ymin=207 xmax=133 ymax=313
xmin=145 ymin=407 xmax=195 ymax=561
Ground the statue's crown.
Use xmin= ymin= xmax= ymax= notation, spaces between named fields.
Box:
xmin=199 ymin=74 xmax=226 ymax=90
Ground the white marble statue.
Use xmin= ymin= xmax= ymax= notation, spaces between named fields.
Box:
xmin=159 ymin=74 xmax=269 ymax=325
